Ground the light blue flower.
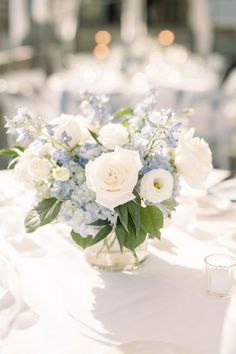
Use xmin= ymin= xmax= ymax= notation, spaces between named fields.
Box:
xmin=52 ymin=149 xmax=71 ymax=165
xmin=51 ymin=180 xmax=75 ymax=199
xmin=79 ymin=143 xmax=103 ymax=161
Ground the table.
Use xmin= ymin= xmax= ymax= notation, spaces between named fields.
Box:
xmin=0 ymin=170 xmax=236 ymax=354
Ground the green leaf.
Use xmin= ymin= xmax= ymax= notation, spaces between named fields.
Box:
xmin=71 ymin=230 xmax=94 ymax=249
xmin=121 ymin=119 xmax=129 ymax=128
xmin=88 ymin=129 xmax=102 ymax=145
xmin=0 ymin=146 xmax=25 ymax=164
xmin=141 ymin=205 xmax=163 ymax=239
xmin=8 ymin=157 xmax=19 ymax=168
xmin=24 ymin=198 xmax=62 ymax=233
xmin=113 ymin=107 xmax=134 ymax=117
xmin=115 ymin=223 xmax=125 ymax=251
xmin=161 ymin=198 xmax=178 ymax=211
xmin=13 ymin=145 xmax=25 ymax=152
xmin=124 ymin=226 xmax=147 ymax=251
xmin=89 ymin=219 xmax=109 ymax=227
xmin=127 ymin=201 xmax=140 ymax=235
xmin=133 ymin=190 xmax=141 ymax=206
xmin=115 ymin=203 xmax=128 ymax=231
xmin=93 ymin=224 xmax=112 ymax=245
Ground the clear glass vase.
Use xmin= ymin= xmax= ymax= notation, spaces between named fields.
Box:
xmin=85 ymin=231 xmax=149 ymax=272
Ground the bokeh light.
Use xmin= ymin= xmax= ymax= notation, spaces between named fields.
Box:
xmin=158 ymin=30 xmax=175 ymax=46
xmin=95 ymin=30 xmax=112 ymax=45
xmin=93 ymin=44 xmax=110 ymax=59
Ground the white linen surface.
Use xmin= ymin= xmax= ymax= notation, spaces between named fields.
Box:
xmin=0 ymin=170 xmax=236 ymax=354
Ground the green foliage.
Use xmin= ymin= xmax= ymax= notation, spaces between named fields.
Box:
xmin=127 ymin=201 xmax=140 ymax=235
xmin=114 ymin=199 xmax=163 ymax=251
xmin=124 ymin=222 xmax=146 ymax=251
xmin=93 ymin=225 xmax=113 ymax=244
xmin=71 ymin=224 xmax=112 ymax=249
xmin=140 ymin=205 xmax=163 ymax=239
xmin=88 ymin=129 xmax=102 ymax=145
xmin=0 ymin=145 xmax=25 ymax=160
xmin=89 ymin=219 xmax=109 ymax=226
xmin=72 ymin=200 xmax=164 ymax=251
xmin=115 ymin=222 xmax=125 ymax=251
xmin=113 ymin=107 xmax=134 ymax=117
xmin=162 ymin=198 xmax=178 ymax=211
xmin=25 ymin=198 xmax=62 ymax=233
xmin=121 ymin=119 xmax=129 ymax=128
xmin=115 ymin=203 xmax=129 ymax=231
xmin=71 ymin=231 xmax=94 ymax=249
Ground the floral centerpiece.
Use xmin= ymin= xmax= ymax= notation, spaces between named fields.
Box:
xmin=1 ymin=90 xmax=213 ymax=271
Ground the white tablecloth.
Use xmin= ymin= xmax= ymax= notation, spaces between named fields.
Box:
xmin=0 ymin=170 xmax=236 ymax=354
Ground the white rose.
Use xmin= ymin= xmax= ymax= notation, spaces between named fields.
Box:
xmin=53 ymin=166 xmax=70 ymax=181
xmin=175 ymin=128 xmax=213 ymax=188
xmin=53 ymin=114 xmax=85 ymax=148
xmin=14 ymin=158 xmax=33 ymax=185
xmin=140 ymin=169 xmax=174 ymax=204
xmin=28 ymin=158 xmax=51 ymax=181
xmin=26 ymin=141 xmax=52 ymax=158
xmin=99 ymin=123 xmax=129 ymax=150
xmin=85 ymin=147 xmax=142 ymax=209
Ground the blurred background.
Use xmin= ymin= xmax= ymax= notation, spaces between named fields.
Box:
xmin=0 ymin=0 xmax=236 ymax=170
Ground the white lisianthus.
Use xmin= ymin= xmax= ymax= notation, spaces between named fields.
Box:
xmin=28 ymin=158 xmax=51 ymax=181
xmin=140 ymin=169 xmax=174 ymax=204
xmin=85 ymin=147 xmax=142 ymax=209
xmin=175 ymin=128 xmax=213 ymax=188
xmin=53 ymin=114 xmax=90 ymax=148
xmin=53 ymin=166 xmax=70 ymax=181
xmin=98 ymin=123 xmax=129 ymax=150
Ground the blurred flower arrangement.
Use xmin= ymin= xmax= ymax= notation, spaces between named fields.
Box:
xmin=0 ymin=90 xmax=212 ymax=256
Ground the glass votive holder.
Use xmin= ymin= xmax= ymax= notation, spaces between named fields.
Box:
xmin=204 ymin=254 xmax=236 ymax=297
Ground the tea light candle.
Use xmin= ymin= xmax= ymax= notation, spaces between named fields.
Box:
xmin=205 ymin=254 xmax=236 ymax=297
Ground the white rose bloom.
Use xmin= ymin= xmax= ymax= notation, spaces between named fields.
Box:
xmin=53 ymin=166 xmax=70 ymax=181
xmin=99 ymin=123 xmax=129 ymax=150
xmin=53 ymin=114 xmax=85 ymax=148
xmin=14 ymin=143 xmax=52 ymax=185
xmin=28 ymin=158 xmax=51 ymax=181
xmin=14 ymin=158 xmax=33 ymax=185
xmin=26 ymin=141 xmax=52 ymax=158
xmin=140 ymin=169 xmax=174 ymax=204
xmin=85 ymin=147 xmax=142 ymax=209
xmin=175 ymin=128 xmax=213 ymax=188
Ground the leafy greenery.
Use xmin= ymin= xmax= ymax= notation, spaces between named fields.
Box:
xmin=124 ymin=225 xmax=146 ymax=251
xmin=115 ymin=222 xmax=125 ymax=251
xmin=71 ymin=197 xmax=164 ymax=251
xmin=113 ymin=107 xmax=134 ymax=118
xmin=71 ymin=224 xmax=112 ymax=249
xmin=71 ymin=231 xmax=94 ymax=249
xmin=25 ymin=198 xmax=63 ymax=233
xmin=121 ymin=119 xmax=129 ymax=128
xmin=127 ymin=201 xmax=140 ymax=235
xmin=114 ymin=199 xmax=163 ymax=251
xmin=162 ymin=198 xmax=178 ymax=211
xmin=115 ymin=203 xmax=129 ymax=231
xmin=88 ymin=129 xmax=102 ymax=145
xmin=24 ymin=194 xmax=163 ymax=252
xmin=89 ymin=219 xmax=109 ymax=227
xmin=0 ymin=145 xmax=25 ymax=160
xmin=93 ymin=224 xmax=113 ymax=244
xmin=140 ymin=205 xmax=163 ymax=239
